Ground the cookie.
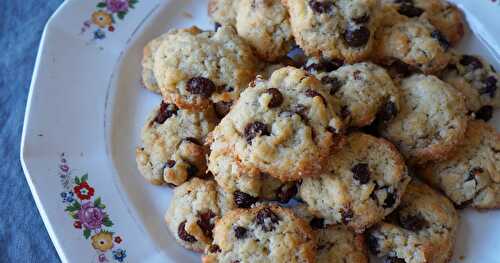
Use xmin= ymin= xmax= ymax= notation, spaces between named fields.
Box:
xmin=208 ymin=0 xmax=238 ymax=27
xmin=141 ymin=33 xmax=168 ymax=93
xmin=284 ymin=0 xmax=380 ymax=63
xmin=135 ymin=101 xmax=217 ymax=186
xmin=382 ymin=0 xmax=464 ymax=45
xmin=379 ymin=74 xmax=468 ymax=164
xmin=292 ymin=204 xmax=369 ymax=263
xmin=419 ymin=120 xmax=500 ymax=209
xmin=299 ymin=132 xmax=411 ymax=232
xmin=442 ymin=53 xmax=500 ymax=116
xmin=165 ymin=178 xmax=225 ymax=252
xmin=373 ymin=9 xmax=451 ymax=74
xmin=367 ymin=180 xmax=459 ymax=263
xmin=209 ymin=67 xmax=345 ymax=182
xmin=307 ymin=60 xmax=401 ymax=127
xmin=202 ymin=205 xmax=316 ymax=263
xmin=208 ymin=151 xmax=298 ymax=208
xmin=152 ymin=26 xmax=258 ymax=112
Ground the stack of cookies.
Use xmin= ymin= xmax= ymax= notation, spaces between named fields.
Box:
xmin=135 ymin=0 xmax=500 ymax=262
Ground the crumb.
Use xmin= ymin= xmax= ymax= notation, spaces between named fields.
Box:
xmin=182 ymin=12 xmax=193 ymax=19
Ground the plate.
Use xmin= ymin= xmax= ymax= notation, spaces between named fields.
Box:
xmin=20 ymin=0 xmax=500 ymax=262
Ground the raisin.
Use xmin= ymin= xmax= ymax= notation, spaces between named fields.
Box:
xmin=467 ymin=167 xmax=484 ymax=181
xmin=383 ymin=191 xmax=397 ymax=208
xmin=187 ymin=164 xmax=198 ymax=177
xmin=214 ymin=101 xmax=233 ymax=118
xmin=326 ymin=126 xmax=337 ymax=134
xmin=208 ymin=244 xmax=221 ymax=253
xmin=385 ymin=257 xmax=407 ymax=263
xmin=184 ymin=137 xmax=202 ymax=145
xmin=244 ymin=122 xmax=270 ymax=144
xmin=352 ymin=14 xmax=370 ymax=24
xmin=266 ymin=88 xmax=284 ymax=108
xmin=234 ymin=226 xmax=248 ymax=239
xmin=155 ymin=102 xmax=178 ymax=124
xmin=378 ymin=101 xmax=398 ymax=122
xmin=305 ymin=59 xmax=343 ymax=73
xmin=431 ymin=31 xmax=450 ymax=51
xmin=480 ymin=76 xmax=498 ymax=98
xmin=276 ymin=184 xmax=298 ymax=203
xmin=305 ymin=89 xmax=326 ymax=104
xmin=366 ymin=233 xmax=380 ymax=254
xmin=165 ymin=160 xmax=176 ymax=168
xmin=197 ymin=211 xmax=217 ymax=238
xmin=178 ymin=221 xmax=196 ymax=242
xmin=352 ymin=163 xmax=371 ymax=184
xmin=398 ymin=3 xmax=424 ymax=17
xmin=399 ymin=214 xmax=428 ymax=232
xmin=321 ymin=76 xmax=343 ymax=95
xmin=390 ymin=60 xmax=415 ymax=78
xmin=341 ymin=208 xmax=354 ymax=224
xmin=309 ymin=217 xmax=325 ymax=229
xmin=186 ymin=77 xmax=216 ymax=97
xmin=256 ymin=207 xmax=280 ymax=232
xmin=233 ymin=191 xmax=257 ymax=208
xmin=475 ymin=106 xmax=494 ymax=122
xmin=460 ymin=55 xmax=483 ymax=70
xmin=308 ymin=0 xmax=333 ymax=13
xmin=340 ymin=106 xmax=351 ymax=119
xmin=291 ymin=105 xmax=309 ymax=122
xmin=344 ymin=26 xmax=370 ymax=47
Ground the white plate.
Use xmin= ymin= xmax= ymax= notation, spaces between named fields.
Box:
xmin=21 ymin=0 xmax=500 ymax=262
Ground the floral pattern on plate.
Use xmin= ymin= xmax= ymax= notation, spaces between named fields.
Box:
xmin=59 ymin=154 xmax=127 ymax=262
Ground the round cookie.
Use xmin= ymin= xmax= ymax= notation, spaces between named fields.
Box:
xmin=367 ymin=180 xmax=459 ymax=263
xmin=373 ymin=9 xmax=451 ymax=74
xmin=299 ymin=132 xmax=411 ymax=232
xmin=419 ymin=120 xmax=500 ymax=209
xmin=307 ymin=60 xmax=401 ymax=127
xmin=292 ymin=204 xmax=369 ymax=263
xmin=202 ymin=205 xmax=316 ymax=263
xmin=382 ymin=0 xmax=464 ymax=45
xmin=165 ymin=178 xmax=225 ymax=252
xmin=379 ymin=74 xmax=468 ymax=164
xmin=152 ymin=26 xmax=258 ymax=112
xmin=135 ymin=101 xmax=217 ymax=186
xmin=141 ymin=33 xmax=168 ymax=93
xmin=442 ymin=53 xmax=500 ymax=117
xmin=209 ymin=67 xmax=345 ymax=182
xmin=283 ymin=0 xmax=380 ymax=63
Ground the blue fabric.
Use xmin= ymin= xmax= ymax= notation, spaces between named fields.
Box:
xmin=0 ymin=1 xmax=63 ymax=262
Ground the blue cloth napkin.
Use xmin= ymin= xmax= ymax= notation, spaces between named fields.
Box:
xmin=0 ymin=1 xmax=63 ymax=262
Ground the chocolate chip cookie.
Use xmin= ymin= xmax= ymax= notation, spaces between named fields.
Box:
xmin=367 ymin=180 xmax=459 ymax=263
xmin=379 ymin=74 xmax=468 ymax=164
xmin=135 ymin=101 xmax=217 ymax=186
xmin=300 ymin=132 xmax=411 ymax=232
xmin=202 ymin=205 xmax=316 ymax=263
xmin=209 ymin=67 xmax=345 ymax=182
xmin=419 ymin=120 xmax=500 ymax=209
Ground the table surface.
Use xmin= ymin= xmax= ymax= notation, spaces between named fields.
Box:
xmin=0 ymin=1 xmax=63 ymax=262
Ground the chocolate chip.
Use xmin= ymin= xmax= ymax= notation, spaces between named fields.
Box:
xmin=186 ymin=77 xmax=216 ymax=97
xmin=398 ymin=3 xmax=424 ymax=17
xmin=431 ymin=31 xmax=450 ymax=51
xmin=385 ymin=257 xmax=407 ymax=263
xmin=340 ymin=106 xmax=351 ymax=119
xmin=165 ymin=160 xmax=176 ymax=168
xmin=214 ymin=22 xmax=221 ymax=31
xmin=276 ymin=184 xmax=298 ymax=203
xmin=480 ymin=76 xmax=498 ymax=98
xmin=352 ymin=163 xmax=371 ymax=184
xmin=197 ymin=211 xmax=216 ymax=238
xmin=308 ymin=0 xmax=333 ymax=13
xmin=244 ymin=122 xmax=270 ymax=144
xmin=321 ymin=76 xmax=343 ymax=95
xmin=460 ymin=55 xmax=483 ymax=70
xmin=352 ymin=14 xmax=370 ymax=24
xmin=399 ymin=214 xmax=428 ymax=232
xmin=155 ymin=102 xmax=178 ymax=124
xmin=256 ymin=207 xmax=280 ymax=232
xmin=305 ymin=89 xmax=326 ymax=104
xmin=383 ymin=191 xmax=397 ymax=208
xmin=305 ymin=59 xmax=344 ymax=73
xmin=178 ymin=221 xmax=196 ymax=242
xmin=234 ymin=226 xmax=248 ymax=239
xmin=467 ymin=167 xmax=484 ymax=181
xmin=208 ymin=244 xmax=221 ymax=253
xmin=344 ymin=26 xmax=370 ymax=47
xmin=214 ymin=101 xmax=233 ymax=118
xmin=266 ymin=88 xmax=284 ymax=108
xmin=184 ymin=137 xmax=202 ymax=145
xmin=378 ymin=101 xmax=398 ymax=122
xmin=367 ymin=233 xmax=380 ymax=254
xmin=475 ymin=106 xmax=494 ymax=122
xmin=233 ymin=191 xmax=258 ymax=208
xmin=341 ymin=208 xmax=354 ymax=224
xmin=309 ymin=217 xmax=325 ymax=229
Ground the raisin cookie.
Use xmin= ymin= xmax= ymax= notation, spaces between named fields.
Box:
xmin=292 ymin=204 xmax=369 ymax=263
xmin=283 ymin=0 xmax=380 ymax=63
xmin=135 ymin=101 xmax=217 ymax=186
xmin=419 ymin=120 xmax=500 ymax=209
xmin=382 ymin=0 xmax=464 ymax=45
xmin=165 ymin=178 xmax=225 ymax=252
xmin=367 ymin=180 xmax=459 ymax=263
xmin=307 ymin=60 xmax=401 ymax=127
xmin=300 ymin=132 xmax=411 ymax=232
xmin=209 ymin=67 xmax=345 ymax=182
xmin=379 ymin=74 xmax=468 ymax=164
xmin=202 ymin=205 xmax=316 ymax=263
xmin=152 ymin=26 xmax=258 ymax=112
xmin=442 ymin=53 xmax=500 ymax=117
xmin=373 ymin=9 xmax=451 ymax=74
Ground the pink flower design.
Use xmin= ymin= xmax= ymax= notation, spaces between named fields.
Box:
xmin=77 ymin=202 xmax=104 ymax=230
xmin=106 ymin=0 xmax=129 ymax=13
